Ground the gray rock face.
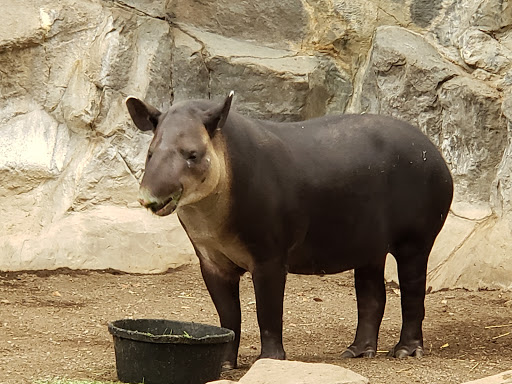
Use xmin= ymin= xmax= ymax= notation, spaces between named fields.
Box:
xmin=0 ymin=1 xmax=190 ymax=272
xmin=409 ymin=0 xmax=444 ymax=28
xmin=171 ymin=24 xmax=352 ymax=121
xmin=459 ymin=28 xmax=512 ymax=74
xmin=1 ymin=0 xmax=511 ymax=290
xmin=169 ymin=0 xmax=308 ymax=49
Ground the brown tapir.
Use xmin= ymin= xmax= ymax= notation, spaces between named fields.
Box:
xmin=126 ymin=92 xmax=453 ymax=369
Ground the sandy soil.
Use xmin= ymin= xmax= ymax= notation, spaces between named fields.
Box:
xmin=0 ymin=265 xmax=511 ymax=384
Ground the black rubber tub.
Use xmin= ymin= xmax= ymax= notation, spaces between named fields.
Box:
xmin=108 ymin=319 xmax=235 ymax=384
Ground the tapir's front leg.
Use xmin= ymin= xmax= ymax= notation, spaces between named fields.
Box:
xmin=200 ymin=260 xmax=242 ymax=370
xmin=252 ymin=260 xmax=287 ymax=360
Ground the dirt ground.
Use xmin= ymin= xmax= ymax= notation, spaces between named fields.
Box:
xmin=0 ymin=265 xmax=511 ymax=384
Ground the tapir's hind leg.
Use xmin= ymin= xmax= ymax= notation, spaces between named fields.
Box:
xmin=342 ymin=262 xmax=386 ymax=358
xmin=388 ymin=241 xmax=432 ymax=358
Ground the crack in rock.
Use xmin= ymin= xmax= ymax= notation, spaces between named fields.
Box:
xmin=449 ymin=209 xmax=493 ymax=222
xmin=109 ymin=0 xmax=166 ymax=20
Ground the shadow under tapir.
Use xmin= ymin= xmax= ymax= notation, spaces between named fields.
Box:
xmin=126 ymin=92 xmax=453 ymax=369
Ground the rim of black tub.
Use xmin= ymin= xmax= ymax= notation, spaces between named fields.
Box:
xmin=108 ymin=318 xmax=235 ymax=345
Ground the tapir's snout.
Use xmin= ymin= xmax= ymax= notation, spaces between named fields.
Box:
xmin=138 ymin=187 xmax=158 ymax=207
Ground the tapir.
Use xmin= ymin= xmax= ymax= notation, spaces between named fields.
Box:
xmin=126 ymin=92 xmax=453 ymax=368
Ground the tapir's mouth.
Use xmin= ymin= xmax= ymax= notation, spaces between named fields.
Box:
xmin=139 ymin=187 xmax=183 ymax=217
xmin=151 ymin=197 xmax=179 ymax=216
xmin=140 ymin=190 xmax=182 ymax=217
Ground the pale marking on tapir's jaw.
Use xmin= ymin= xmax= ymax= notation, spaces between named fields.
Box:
xmin=172 ymin=133 xmax=226 ymax=210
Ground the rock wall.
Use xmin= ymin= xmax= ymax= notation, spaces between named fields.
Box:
xmin=1 ymin=0 xmax=511 ymax=290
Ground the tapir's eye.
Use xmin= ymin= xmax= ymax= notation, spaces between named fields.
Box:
xmin=188 ymin=151 xmax=198 ymax=162
xmin=183 ymin=150 xmax=198 ymax=162
xmin=147 ymin=151 xmax=153 ymax=162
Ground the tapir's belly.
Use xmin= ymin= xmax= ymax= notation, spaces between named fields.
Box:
xmin=287 ymin=236 xmax=387 ymax=275
xmin=285 ymin=208 xmax=389 ymax=275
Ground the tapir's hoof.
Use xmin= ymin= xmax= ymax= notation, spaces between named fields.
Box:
xmin=341 ymin=347 xmax=376 ymax=358
xmin=258 ymin=351 xmax=286 ymax=361
xmin=388 ymin=345 xmax=424 ymax=359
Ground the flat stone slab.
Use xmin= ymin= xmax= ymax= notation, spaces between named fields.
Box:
xmin=209 ymin=359 xmax=369 ymax=384
xmin=462 ymin=370 xmax=512 ymax=384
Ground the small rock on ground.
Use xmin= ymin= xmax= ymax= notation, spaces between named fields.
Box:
xmin=461 ymin=370 xmax=512 ymax=384
xmin=208 ymin=359 xmax=369 ymax=384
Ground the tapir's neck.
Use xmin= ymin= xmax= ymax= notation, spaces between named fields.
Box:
xmin=176 ymin=111 xmax=289 ymax=234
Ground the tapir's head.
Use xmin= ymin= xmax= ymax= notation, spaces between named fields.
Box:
xmin=126 ymin=92 xmax=234 ymax=216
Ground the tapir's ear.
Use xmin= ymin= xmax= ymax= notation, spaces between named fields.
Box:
xmin=203 ymin=91 xmax=234 ymax=135
xmin=126 ymin=97 xmax=162 ymax=132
